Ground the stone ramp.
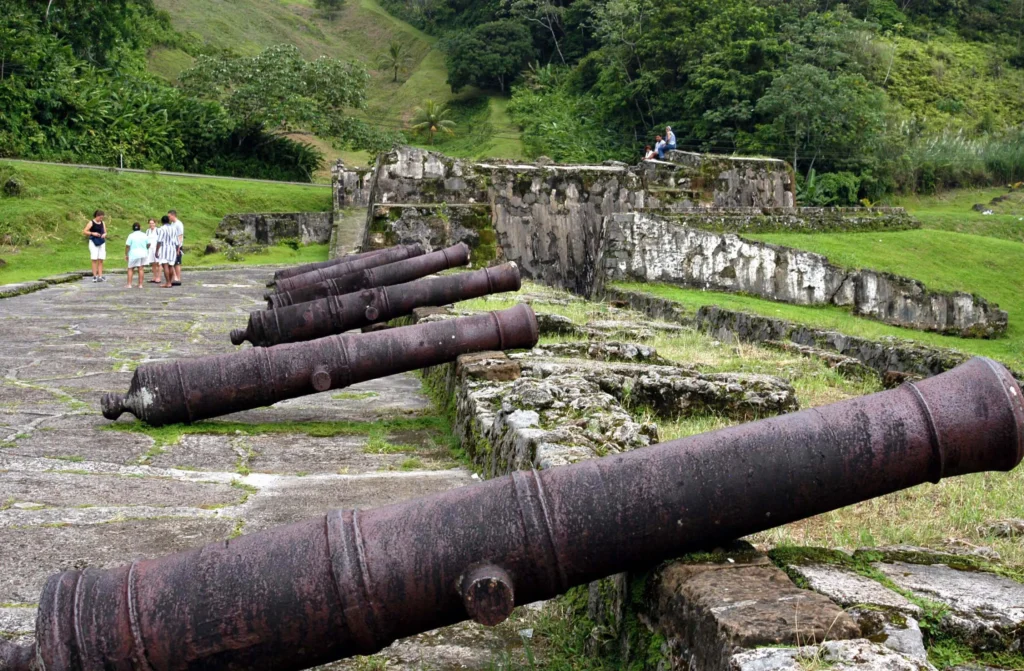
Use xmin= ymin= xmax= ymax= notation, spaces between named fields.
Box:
xmin=0 ymin=268 xmax=525 ymax=669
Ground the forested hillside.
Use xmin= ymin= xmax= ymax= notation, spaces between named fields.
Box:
xmin=0 ymin=0 xmax=389 ymax=181
xmin=383 ymin=0 xmax=1024 ymax=201
xmin=3 ymin=0 xmax=1023 ymax=197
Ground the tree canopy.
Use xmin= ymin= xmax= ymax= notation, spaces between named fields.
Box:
xmin=445 ymin=20 xmax=535 ymax=92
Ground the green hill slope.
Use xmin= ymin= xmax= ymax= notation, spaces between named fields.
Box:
xmin=150 ymin=0 xmax=524 ymax=168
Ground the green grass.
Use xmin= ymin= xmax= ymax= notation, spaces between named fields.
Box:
xmin=0 ymin=160 xmax=331 ymax=284
xmin=895 ymin=186 xmax=1024 ymax=243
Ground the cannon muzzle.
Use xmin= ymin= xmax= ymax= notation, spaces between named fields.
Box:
xmin=235 ymin=263 xmax=521 ymax=347
xmin=101 ymin=304 xmax=538 ymax=426
xmin=272 ymin=244 xmax=426 ymax=293
xmin=266 ymin=243 xmax=471 ymax=309
xmin=271 ymin=246 xmax=394 ymax=283
xmin=14 ymin=357 xmax=1022 ymax=671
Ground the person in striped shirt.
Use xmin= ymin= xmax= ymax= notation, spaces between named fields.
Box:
xmin=154 ymin=215 xmax=177 ymax=289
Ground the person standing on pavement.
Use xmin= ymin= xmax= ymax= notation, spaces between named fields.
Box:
xmin=155 ymin=215 xmax=176 ymax=289
xmin=145 ymin=218 xmax=162 ymax=284
xmin=125 ymin=222 xmax=150 ymax=289
xmin=168 ymin=209 xmax=184 ymax=286
xmin=82 ymin=210 xmax=108 ymax=282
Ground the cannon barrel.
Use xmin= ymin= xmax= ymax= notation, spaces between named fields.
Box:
xmin=10 ymin=357 xmax=1021 ymax=671
xmin=100 ymin=304 xmax=538 ymax=426
xmin=266 ymin=243 xmax=471 ymax=309
xmin=272 ymin=246 xmax=393 ymax=282
xmin=269 ymin=243 xmax=425 ymax=292
xmin=234 ymin=263 xmax=522 ymax=347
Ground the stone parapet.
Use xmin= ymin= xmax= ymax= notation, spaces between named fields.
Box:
xmin=603 ymin=213 xmax=1007 ymax=338
xmin=648 ymin=207 xmax=918 ymax=234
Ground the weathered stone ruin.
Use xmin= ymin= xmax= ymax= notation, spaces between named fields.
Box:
xmin=213 ymin=211 xmax=335 ymax=248
xmin=337 ymin=146 xmax=1006 ymax=337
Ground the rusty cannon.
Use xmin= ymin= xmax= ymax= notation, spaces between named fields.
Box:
xmin=266 ymin=242 xmax=471 ymax=309
xmin=271 ymin=246 xmax=395 ymax=283
xmin=233 ymin=262 xmax=522 ymax=348
xmin=268 ymin=243 xmax=425 ymax=292
xmin=100 ymin=303 xmax=538 ymax=427
xmin=6 ymin=357 xmax=1021 ymax=671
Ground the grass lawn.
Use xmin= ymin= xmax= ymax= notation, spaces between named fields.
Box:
xmin=0 ymin=160 xmax=332 ymax=284
xmin=894 ymin=186 xmax=1024 ymax=243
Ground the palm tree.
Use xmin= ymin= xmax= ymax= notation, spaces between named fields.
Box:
xmin=410 ymin=100 xmax=456 ymax=145
xmin=377 ymin=40 xmax=412 ymax=83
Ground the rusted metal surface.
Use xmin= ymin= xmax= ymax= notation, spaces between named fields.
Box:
xmin=9 ymin=357 xmax=1022 ymax=671
xmin=234 ymin=262 xmax=521 ymax=347
xmin=266 ymin=243 xmax=471 ymax=309
xmin=271 ymin=243 xmax=425 ymax=293
xmin=100 ymin=303 xmax=539 ymax=426
xmin=271 ymin=246 xmax=392 ymax=283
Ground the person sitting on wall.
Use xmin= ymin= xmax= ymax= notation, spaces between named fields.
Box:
xmin=653 ymin=135 xmax=666 ymax=159
xmin=659 ymin=126 xmax=677 ymax=159
xmin=643 ymin=145 xmax=656 ymax=160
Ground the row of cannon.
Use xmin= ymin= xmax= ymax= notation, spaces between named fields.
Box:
xmin=4 ymin=244 xmax=1022 ymax=671
xmin=103 ymin=243 xmax=533 ymax=426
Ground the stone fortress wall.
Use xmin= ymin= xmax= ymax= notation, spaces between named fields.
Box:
xmin=335 ymin=146 xmax=1006 ymax=338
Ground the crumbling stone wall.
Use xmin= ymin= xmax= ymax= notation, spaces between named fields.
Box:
xmin=363 ymin=203 xmax=497 ymax=266
xmin=644 ymin=150 xmax=796 ymax=208
xmin=331 ymin=160 xmax=373 ymax=209
xmin=652 ymin=207 xmax=918 ymax=234
xmin=604 ymin=288 xmax=1024 ymax=386
xmin=603 ymin=212 xmax=1008 ymax=338
xmin=214 ymin=212 xmax=334 ymax=247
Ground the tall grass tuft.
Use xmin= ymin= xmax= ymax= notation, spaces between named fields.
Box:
xmin=902 ymin=127 xmax=1024 ymax=193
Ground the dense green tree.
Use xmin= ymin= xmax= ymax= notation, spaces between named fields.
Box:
xmin=445 ymin=20 xmax=535 ymax=92
xmin=179 ymin=44 xmax=369 ymax=138
xmin=754 ymin=64 xmax=887 ymax=174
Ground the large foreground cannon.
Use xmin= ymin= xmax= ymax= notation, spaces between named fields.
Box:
xmin=233 ymin=263 xmax=522 ymax=347
xmin=100 ymin=304 xmax=538 ymax=426
xmin=6 ymin=357 xmax=1021 ymax=671
xmin=272 ymin=246 xmax=393 ymax=282
xmin=266 ymin=243 xmax=471 ymax=309
xmin=269 ymin=243 xmax=425 ymax=292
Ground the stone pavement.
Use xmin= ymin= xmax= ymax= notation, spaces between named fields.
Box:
xmin=0 ymin=268 xmax=530 ymax=669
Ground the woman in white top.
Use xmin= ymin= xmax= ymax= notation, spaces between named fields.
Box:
xmin=145 ymin=219 xmax=162 ymax=284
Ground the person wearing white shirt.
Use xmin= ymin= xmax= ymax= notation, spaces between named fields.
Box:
xmin=124 ymin=222 xmax=151 ymax=289
xmin=145 ymin=219 xmax=163 ymax=284
xmin=168 ymin=209 xmax=184 ymax=286
xmin=659 ymin=127 xmax=677 ymax=159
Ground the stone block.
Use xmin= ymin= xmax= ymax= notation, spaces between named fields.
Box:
xmin=654 ymin=551 xmax=860 ymax=671
xmin=785 ymin=563 xmax=926 ymax=661
xmin=456 ymin=352 xmax=522 ymax=382
xmin=874 ymin=561 xmax=1024 ymax=651
xmin=729 ymin=640 xmax=935 ymax=671
xmin=788 ymin=564 xmax=920 ymax=615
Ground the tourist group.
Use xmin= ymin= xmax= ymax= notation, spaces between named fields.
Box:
xmin=643 ymin=126 xmax=677 ymax=161
xmin=82 ymin=210 xmax=185 ymax=289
